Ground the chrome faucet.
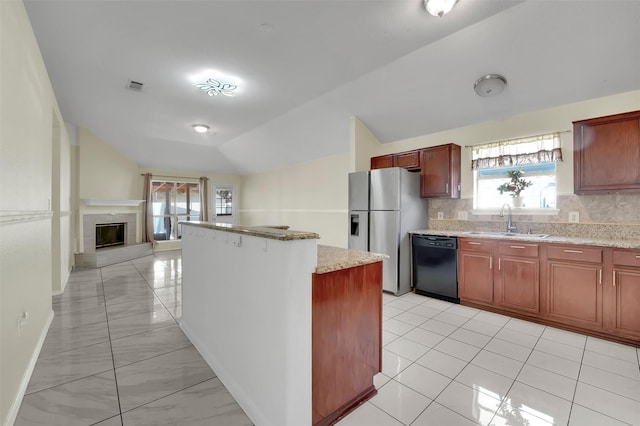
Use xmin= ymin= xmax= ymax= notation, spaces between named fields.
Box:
xmin=499 ymin=204 xmax=517 ymax=233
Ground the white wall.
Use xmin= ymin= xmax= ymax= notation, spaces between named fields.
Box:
xmin=240 ymin=153 xmax=349 ymax=248
xmin=237 ymin=90 xmax=640 ymax=250
xmin=0 ymin=2 xmax=68 ymax=424
xmin=366 ymin=90 xmax=640 ymax=200
xmin=78 ymin=127 xmax=140 ymax=200
xmin=351 ymin=116 xmax=381 ymax=173
xmin=76 ymin=128 xmax=142 ymax=251
xmin=51 ymin=111 xmax=74 ymax=295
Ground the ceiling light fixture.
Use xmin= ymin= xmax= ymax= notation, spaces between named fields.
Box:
xmin=474 ymin=74 xmax=507 ymax=97
xmin=194 ymin=78 xmax=238 ymax=97
xmin=192 ymin=124 xmax=210 ymax=134
xmin=424 ymin=0 xmax=458 ymax=17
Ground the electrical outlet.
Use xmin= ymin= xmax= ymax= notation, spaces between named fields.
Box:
xmin=458 ymin=211 xmax=468 ymax=220
xmin=437 ymin=212 xmax=444 ymax=219
xmin=568 ymin=211 xmax=580 ymax=223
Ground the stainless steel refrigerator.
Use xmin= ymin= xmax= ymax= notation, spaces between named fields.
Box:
xmin=348 ymin=167 xmax=428 ymax=295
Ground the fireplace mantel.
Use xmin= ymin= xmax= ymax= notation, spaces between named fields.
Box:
xmin=82 ymin=199 xmax=144 ymax=207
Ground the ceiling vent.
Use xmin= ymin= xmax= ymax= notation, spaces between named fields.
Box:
xmin=127 ymin=80 xmax=144 ymax=91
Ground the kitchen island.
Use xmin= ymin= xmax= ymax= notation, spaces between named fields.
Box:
xmin=180 ymin=222 xmax=385 ymax=426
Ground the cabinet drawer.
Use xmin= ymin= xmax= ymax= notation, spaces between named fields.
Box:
xmin=613 ymin=250 xmax=640 ymax=268
xmin=498 ymin=242 xmax=539 ymax=257
xmin=458 ymin=238 xmax=496 ymax=253
xmin=547 ymin=245 xmax=602 ymax=263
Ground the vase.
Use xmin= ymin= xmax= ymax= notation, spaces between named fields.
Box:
xmin=512 ymin=196 xmax=523 ymax=208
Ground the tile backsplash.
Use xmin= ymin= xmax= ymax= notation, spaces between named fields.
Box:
xmin=428 ymin=194 xmax=640 ymax=240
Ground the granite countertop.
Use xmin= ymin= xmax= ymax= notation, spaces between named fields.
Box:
xmin=181 ymin=221 xmax=319 ymax=241
xmin=411 ymin=229 xmax=640 ymax=250
xmin=316 ymin=245 xmax=387 ymax=274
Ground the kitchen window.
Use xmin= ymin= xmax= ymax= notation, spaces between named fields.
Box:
xmin=472 ymin=133 xmax=562 ymax=210
xmin=151 ymin=180 xmax=200 ymax=240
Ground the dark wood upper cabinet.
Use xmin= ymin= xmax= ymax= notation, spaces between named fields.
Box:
xmin=574 ymin=110 xmax=640 ymax=194
xmin=370 ymin=154 xmax=394 ymax=170
xmin=420 ymin=143 xmax=461 ymax=199
xmin=393 ymin=150 xmax=421 ymax=171
xmin=370 ymin=150 xmax=420 ymax=171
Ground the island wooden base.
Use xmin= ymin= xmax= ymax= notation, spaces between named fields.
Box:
xmin=313 ymin=386 xmax=377 ymax=426
xmin=312 ymin=261 xmax=382 ymax=426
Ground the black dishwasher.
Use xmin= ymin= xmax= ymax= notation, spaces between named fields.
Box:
xmin=412 ymin=235 xmax=459 ymax=303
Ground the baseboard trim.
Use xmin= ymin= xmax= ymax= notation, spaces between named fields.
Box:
xmin=53 ymin=267 xmax=72 ymax=296
xmin=4 ymin=310 xmax=54 ymax=426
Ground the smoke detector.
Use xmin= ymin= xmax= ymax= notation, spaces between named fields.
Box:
xmin=126 ymin=80 xmax=144 ymax=91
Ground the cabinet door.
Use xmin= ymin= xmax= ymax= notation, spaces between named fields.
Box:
xmin=370 ymin=155 xmax=394 ymax=170
xmin=496 ymin=256 xmax=539 ymax=314
xmin=574 ymin=110 xmax=640 ymax=194
xmin=394 ymin=150 xmax=421 ymax=171
xmin=312 ymin=262 xmax=382 ymax=424
xmin=546 ymin=261 xmax=603 ymax=329
xmin=458 ymin=251 xmax=494 ymax=305
xmin=420 ymin=144 xmax=461 ymax=198
xmin=612 ymin=268 xmax=640 ymax=340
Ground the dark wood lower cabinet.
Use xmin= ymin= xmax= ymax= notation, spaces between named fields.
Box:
xmin=612 ymin=268 xmax=640 ymax=341
xmin=546 ymin=261 xmax=603 ymax=329
xmin=458 ymin=251 xmax=494 ymax=304
xmin=496 ymin=256 xmax=540 ymax=314
xmin=311 ymin=261 xmax=382 ymax=426
xmin=459 ymin=241 xmax=639 ymax=347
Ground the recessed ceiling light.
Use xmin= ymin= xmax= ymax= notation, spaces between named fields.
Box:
xmin=192 ymin=124 xmax=210 ymax=133
xmin=474 ymin=74 xmax=507 ymax=97
xmin=424 ymin=0 xmax=458 ymax=17
xmin=194 ymin=78 xmax=238 ymax=97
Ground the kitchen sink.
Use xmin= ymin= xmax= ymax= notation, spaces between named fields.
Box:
xmin=463 ymin=231 xmax=549 ymax=239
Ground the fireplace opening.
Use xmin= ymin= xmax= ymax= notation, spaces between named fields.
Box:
xmin=96 ymin=223 xmax=126 ymax=249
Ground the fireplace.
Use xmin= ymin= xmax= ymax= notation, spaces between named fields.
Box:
xmin=76 ymin=212 xmax=152 ymax=268
xmin=96 ymin=222 xmax=126 ymax=249
xmin=82 ymin=213 xmax=136 ymax=253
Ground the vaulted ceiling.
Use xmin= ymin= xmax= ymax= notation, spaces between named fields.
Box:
xmin=24 ymin=0 xmax=640 ymax=175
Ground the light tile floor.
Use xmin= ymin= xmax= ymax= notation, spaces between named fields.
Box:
xmin=16 ymin=250 xmax=253 ymax=426
xmin=15 ymin=250 xmax=640 ymax=426
xmin=338 ymin=292 xmax=640 ymax=426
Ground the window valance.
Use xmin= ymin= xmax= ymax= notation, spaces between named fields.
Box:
xmin=471 ymin=133 xmax=563 ymax=170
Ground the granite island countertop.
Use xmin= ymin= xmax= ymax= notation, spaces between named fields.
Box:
xmin=316 ymin=245 xmax=387 ymax=274
xmin=181 ymin=222 xmax=386 ymax=272
xmin=180 ymin=221 xmax=319 ymax=241
xmin=411 ymin=229 xmax=640 ymax=250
